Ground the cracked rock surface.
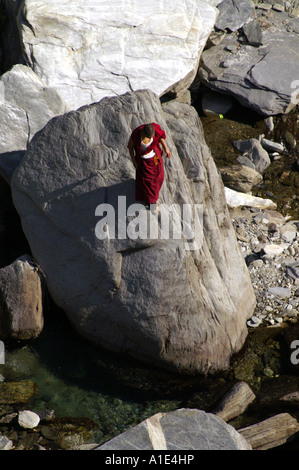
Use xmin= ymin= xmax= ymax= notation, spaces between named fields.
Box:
xmin=16 ymin=0 xmax=218 ymax=109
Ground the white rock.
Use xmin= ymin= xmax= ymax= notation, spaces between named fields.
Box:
xmin=247 ymin=316 xmax=261 ymax=327
xmin=263 ymin=243 xmax=289 ymax=257
xmin=0 ymin=65 xmax=69 ymax=154
xmin=224 ymin=187 xmax=277 ymax=210
xmin=18 ymin=410 xmax=40 ymax=429
xmin=0 ymin=435 xmax=13 ymax=450
xmin=17 ymin=0 xmax=218 ymax=109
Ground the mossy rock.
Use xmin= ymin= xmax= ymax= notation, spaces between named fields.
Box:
xmin=0 ymin=380 xmax=37 ymax=404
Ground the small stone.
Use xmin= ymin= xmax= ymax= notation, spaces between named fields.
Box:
xmin=267 ymin=287 xmax=291 ymax=298
xmin=18 ymin=410 xmax=40 ymax=429
xmin=252 ymin=259 xmax=264 ymax=268
xmin=0 ymin=435 xmax=13 ymax=450
xmin=263 ymin=243 xmax=288 ymax=257
xmin=261 ymin=138 xmax=284 ymax=153
xmin=247 ymin=316 xmax=261 ymax=327
xmin=272 ymin=3 xmax=284 ymax=12
xmin=268 ymin=222 xmax=277 ymax=233
xmin=263 ymin=367 xmax=274 ymax=377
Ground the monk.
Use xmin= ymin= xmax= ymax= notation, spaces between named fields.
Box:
xmin=127 ymin=122 xmax=171 ymax=207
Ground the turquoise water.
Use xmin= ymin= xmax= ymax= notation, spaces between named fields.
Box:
xmin=1 ymin=306 xmax=195 ymax=444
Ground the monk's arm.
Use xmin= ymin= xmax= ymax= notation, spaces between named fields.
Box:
xmin=127 ymin=138 xmax=138 ymax=168
xmin=160 ymin=138 xmax=171 ymax=158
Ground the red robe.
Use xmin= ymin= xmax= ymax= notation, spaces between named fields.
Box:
xmin=130 ymin=122 xmax=166 ymax=205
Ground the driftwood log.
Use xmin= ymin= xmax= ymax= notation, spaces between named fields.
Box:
xmin=213 ymin=381 xmax=256 ymax=422
xmin=238 ymin=413 xmax=299 ymax=450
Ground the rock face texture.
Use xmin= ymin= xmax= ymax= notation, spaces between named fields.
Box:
xmin=0 ymin=255 xmax=44 ymax=341
xmin=11 ymin=90 xmax=256 ymax=374
xmin=16 ymin=0 xmax=218 ymax=109
xmin=200 ymin=7 xmax=299 ymax=115
xmin=97 ymin=408 xmax=252 ymax=450
xmin=0 ymin=64 xmax=69 ymax=151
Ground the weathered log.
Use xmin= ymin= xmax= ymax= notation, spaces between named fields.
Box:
xmin=238 ymin=413 xmax=299 ymax=450
xmin=213 ymin=381 xmax=256 ymax=422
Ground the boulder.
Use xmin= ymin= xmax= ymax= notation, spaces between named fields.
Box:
xmin=200 ymin=8 xmax=299 ymax=115
xmin=96 ymin=408 xmax=251 ymax=450
xmin=15 ymin=0 xmax=218 ymax=110
xmin=219 ymin=165 xmax=263 ymax=193
xmin=233 ymin=138 xmax=271 ymax=174
xmin=0 ymin=64 xmax=69 ymax=183
xmin=0 ymin=254 xmax=44 ymax=341
xmin=242 ymin=20 xmax=263 ymax=47
xmin=224 ymin=187 xmax=277 ymax=210
xmin=215 ymin=0 xmax=255 ymax=32
xmin=11 ymin=90 xmax=256 ymax=374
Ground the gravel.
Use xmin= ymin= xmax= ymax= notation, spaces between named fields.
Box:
xmin=231 ymin=207 xmax=299 ymax=327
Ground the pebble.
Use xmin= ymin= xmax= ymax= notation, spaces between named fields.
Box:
xmin=0 ymin=435 xmax=13 ymax=450
xmin=247 ymin=316 xmax=262 ymax=327
xmin=18 ymin=410 xmax=40 ymax=429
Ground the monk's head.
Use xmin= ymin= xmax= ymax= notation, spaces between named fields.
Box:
xmin=141 ymin=124 xmax=155 ymax=139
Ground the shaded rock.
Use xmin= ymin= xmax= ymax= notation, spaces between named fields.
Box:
xmin=201 ymin=89 xmax=234 ymax=116
xmin=96 ymin=409 xmax=252 ymax=450
xmin=219 ymin=164 xmax=263 ymax=193
xmin=0 ymin=380 xmax=37 ymax=404
xmin=11 ymin=89 xmax=256 ymax=374
xmin=215 ymin=0 xmax=255 ymax=32
xmin=242 ymin=19 xmax=263 ymax=46
xmin=280 ymin=391 xmax=299 ymax=407
xmin=0 ymin=151 xmax=25 ymax=185
xmin=261 ymin=138 xmax=284 ymax=153
xmin=15 ymin=0 xmax=218 ymax=109
xmin=236 ymin=155 xmax=256 ymax=170
xmin=0 ymin=254 xmax=44 ymax=341
xmin=233 ymin=138 xmax=271 ymax=174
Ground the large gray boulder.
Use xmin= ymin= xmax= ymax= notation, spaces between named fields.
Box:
xmin=11 ymin=90 xmax=256 ymax=374
xmin=96 ymin=408 xmax=251 ymax=450
xmin=200 ymin=8 xmax=299 ymax=115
